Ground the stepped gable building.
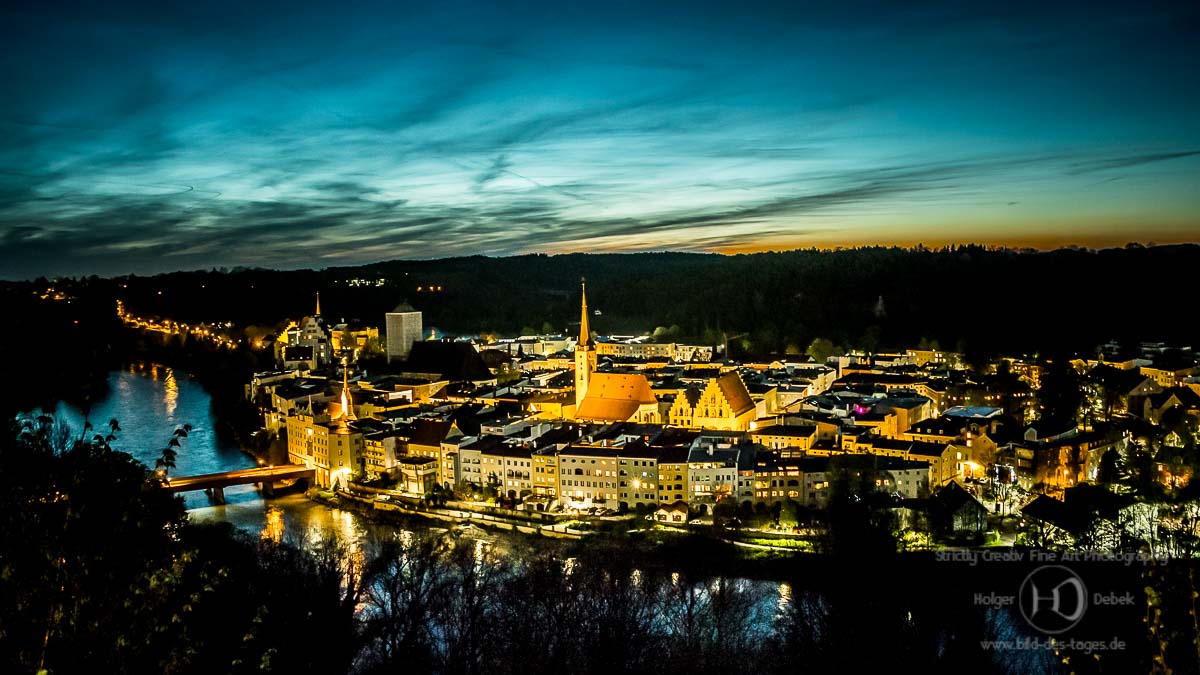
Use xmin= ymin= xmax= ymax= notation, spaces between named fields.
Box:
xmin=668 ymin=371 xmax=756 ymax=431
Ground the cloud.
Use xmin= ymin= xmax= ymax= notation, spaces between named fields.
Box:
xmin=472 ymin=154 xmax=513 ymax=189
xmin=1065 ymin=150 xmax=1200 ymax=175
xmin=0 ymin=0 xmax=1197 ymax=278
xmin=4 ymin=139 xmax=1200 ymax=280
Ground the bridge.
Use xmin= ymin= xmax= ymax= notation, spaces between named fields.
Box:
xmin=165 ymin=465 xmax=315 ymax=504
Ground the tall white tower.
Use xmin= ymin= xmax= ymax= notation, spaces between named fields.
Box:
xmin=385 ymin=302 xmax=422 ymax=363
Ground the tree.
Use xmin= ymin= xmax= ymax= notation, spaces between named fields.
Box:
xmin=1097 ymin=448 xmax=1122 ymax=485
xmin=1162 ymin=406 xmax=1199 ymax=450
xmin=917 ymin=337 xmax=941 ymax=351
xmin=805 ymin=338 xmax=837 ymax=364
xmin=362 ymin=335 xmax=385 ymax=357
xmin=857 ymin=326 xmax=881 ymax=356
xmin=1037 ymin=359 xmax=1083 ymax=424
xmin=155 ymin=424 xmax=192 ymax=479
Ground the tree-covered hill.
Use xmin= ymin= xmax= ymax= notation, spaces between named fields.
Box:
xmin=10 ymin=244 xmax=1198 ymax=362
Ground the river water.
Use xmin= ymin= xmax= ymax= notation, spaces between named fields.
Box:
xmin=31 ymin=364 xmax=378 ymax=547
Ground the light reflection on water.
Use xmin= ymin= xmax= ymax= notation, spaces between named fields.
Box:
xmin=474 ymin=539 xmax=488 ymax=569
xmin=163 ymin=367 xmax=178 ymax=419
xmin=261 ymin=506 xmax=284 ymax=543
xmin=777 ymin=581 xmax=792 ymax=619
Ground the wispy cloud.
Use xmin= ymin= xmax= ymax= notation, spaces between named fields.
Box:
xmin=1065 ymin=150 xmax=1200 ymax=175
xmin=0 ymin=0 xmax=1197 ymax=278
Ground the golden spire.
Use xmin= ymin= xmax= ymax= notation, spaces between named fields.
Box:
xmin=315 ymin=291 xmax=321 ymax=316
xmin=579 ymin=278 xmax=591 ymax=347
xmin=338 ymin=357 xmax=355 ymax=425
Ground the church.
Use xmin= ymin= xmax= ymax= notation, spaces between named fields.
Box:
xmin=571 ymin=280 xmax=661 ymax=424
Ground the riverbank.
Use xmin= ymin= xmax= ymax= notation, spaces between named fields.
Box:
xmin=299 ymin=486 xmax=821 ymax=581
xmin=307 ymin=488 xmax=585 ymax=543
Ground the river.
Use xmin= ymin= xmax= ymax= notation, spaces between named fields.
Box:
xmin=30 ymin=364 xmax=379 ymax=547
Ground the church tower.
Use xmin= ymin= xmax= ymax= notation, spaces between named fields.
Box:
xmin=335 ymin=357 xmax=356 ymax=432
xmin=574 ymin=279 xmax=597 ymax=405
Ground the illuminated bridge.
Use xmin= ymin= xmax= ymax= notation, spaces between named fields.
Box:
xmin=165 ymin=465 xmax=315 ymax=504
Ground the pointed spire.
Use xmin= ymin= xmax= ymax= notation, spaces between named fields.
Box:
xmin=315 ymin=291 xmax=321 ymax=317
xmin=579 ymin=278 xmax=591 ymax=347
xmin=338 ymin=357 xmax=355 ymax=426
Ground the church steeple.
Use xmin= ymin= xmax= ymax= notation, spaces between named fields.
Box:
xmin=315 ymin=291 xmax=322 ymax=317
xmin=336 ymin=357 xmax=355 ymax=431
xmin=578 ymin=278 xmax=591 ymax=346
xmin=574 ymin=278 xmax=597 ymax=410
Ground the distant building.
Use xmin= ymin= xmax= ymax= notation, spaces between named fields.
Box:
xmin=595 ymin=340 xmax=675 ymax=360
xmin=687 ymin=436 xmax=742 ymax=504
xmin=657 ymin=446 xmax=690 ymax=504
xmin=281 ymin=344 xmax=318 ymax=371
xmin=655 ymin=501 xmax=689 ymax=523
xmin=397 ymin=456 xmax=439 ymax=495
xmin=329 ymin=322 xmax=380 ymax=361
xmin=558 ymin=445 xmax=621 ymax=507
xmin=591 ymin=339 xmax=713 ymax=363
xmin=929 ymin=481 xmax=989 ymax=536
xmin=279 ymin=293 xmax=333 ymax=368
xmin=749 ymin=424 xmax=818 ymax=454
xmin=386 ymin=302 xmax=423 ymax=363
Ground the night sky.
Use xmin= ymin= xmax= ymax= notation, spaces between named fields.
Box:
xmin=1 ymin=0 xmax=1197 ymax=279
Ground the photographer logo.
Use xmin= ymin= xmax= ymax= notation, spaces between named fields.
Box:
xmin=1019 ymin=565 xmax=1087 ymax=634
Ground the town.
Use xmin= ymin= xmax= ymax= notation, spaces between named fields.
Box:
xmin=174 ymin=280 xmax=1200 ymax=549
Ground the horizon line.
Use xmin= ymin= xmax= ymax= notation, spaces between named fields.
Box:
xmin=6 ymin=240 xmax=1199 ymax=283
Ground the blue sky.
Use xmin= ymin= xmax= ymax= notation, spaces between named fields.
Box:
xmin=1 ymin=0 xmax=1197 ymax=278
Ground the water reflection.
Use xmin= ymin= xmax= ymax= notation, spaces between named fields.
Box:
xmin=777 ymin=581 xmax=792 ymax=618
xmin=261 ymin=505 xmax=284 ymax=543
xmin=474 ymin=539 xmax=488 ymax=569
xmin=163 ymin=367 xmax=178 ymax=419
